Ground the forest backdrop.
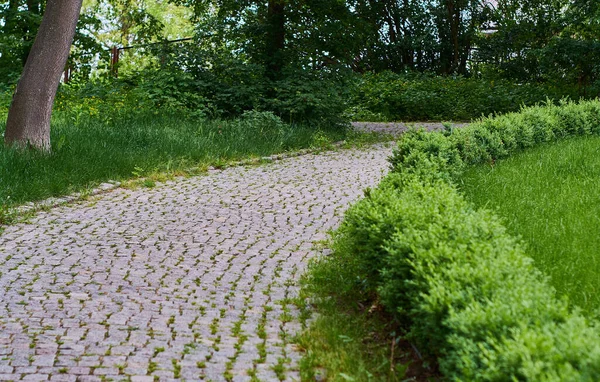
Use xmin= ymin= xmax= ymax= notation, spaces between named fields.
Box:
xmin=1 ymin=0 xmax=599 ymax=125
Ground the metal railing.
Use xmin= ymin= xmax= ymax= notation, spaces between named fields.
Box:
xmin=109 ymin=37 xmax=194 ymax=77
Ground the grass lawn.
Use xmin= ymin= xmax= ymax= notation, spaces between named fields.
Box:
xmin=0 ymin=110 xmax=352 ymax=213
xmin=459 ymin=135 xmax=600 ymax=315
xmin=295 ymin=296 xmax=413 ymax=382
xmin=296 ymin=243 xmax=437 ymax=381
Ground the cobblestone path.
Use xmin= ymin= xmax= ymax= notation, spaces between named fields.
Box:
xmin=0 ymin=145 xmax=393 ymax=382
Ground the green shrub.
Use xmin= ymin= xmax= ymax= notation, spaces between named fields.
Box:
xmin=343 ymin=105 xmax=387 ymax=122
xmin=389 ymin=100 xmax=600 ymax=169
xmin=54 ymin=67 xmax=350 ymax=128
xmin=230 ymin=110 xmax=285 ymax=142
xmin=349 ymin=71 xmax=590 ymax=122
xmin=262 ymin=68 xmax=352 ymax=128
xmin=327 ymin=99 xmax=600 ymax=380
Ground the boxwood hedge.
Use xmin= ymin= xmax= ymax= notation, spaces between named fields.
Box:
xmin=331 ymin=99 xmax=600 ymax=380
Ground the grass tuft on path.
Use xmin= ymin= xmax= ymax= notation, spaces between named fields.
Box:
xmin=460 ymin=135 xmax=600 ymax=316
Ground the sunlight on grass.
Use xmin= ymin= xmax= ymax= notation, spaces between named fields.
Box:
xmin=460 ymin=135 xmax=600 ymax=315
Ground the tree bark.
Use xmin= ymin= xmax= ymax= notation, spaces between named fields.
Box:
xmin=5 ymin=0 xmax=83 ymax=151
xmin=446 ymin=0 xmax=460 ymax=73
xmin=265 ymin=0 xmax=286 ymax=81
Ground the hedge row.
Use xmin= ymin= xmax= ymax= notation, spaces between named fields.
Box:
xmin=346 ymin=72 xmax=591 ymax=122
xmin=332 ymin=99 xmax=600 ymax=380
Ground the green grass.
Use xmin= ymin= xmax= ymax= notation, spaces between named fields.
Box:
xmin=459 ymin=135 xmax=600 ymax=315
xmin=0 ymin=109 xmax=348 ymax=210
xmin=296 ymin=245 xmax=436 ymax=381
xmin=295 ymin=301 xmax=413 ymax=382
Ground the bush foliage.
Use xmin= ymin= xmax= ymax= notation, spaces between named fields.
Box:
xmin=347 ymin=71 xmax=595 ymax=122
xmin=47 ymin=66 xmax=351 ymax=128
xmin=327 ymin=99 xmax=600 ymax=380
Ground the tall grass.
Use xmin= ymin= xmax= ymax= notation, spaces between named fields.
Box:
xmin=0 ymin=109 xmax=346 ymax=207
xmin=460 ymin=135 xmax=600 ymax=315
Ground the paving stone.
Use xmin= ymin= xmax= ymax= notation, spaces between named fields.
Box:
xmin=67 ymin=367 xmax=90 ymax=375
xmin=0 ymin=144 xmax=392 ymax=380
xmin=75 ymin=377 xmax=102 ymax=382
xmin=49 ymin=376 xmax=77 ymax=382
xmin=130 ymin=377 xmax=154 ymax=382
xmin=22 ymin=375 xmax=49 ymax=381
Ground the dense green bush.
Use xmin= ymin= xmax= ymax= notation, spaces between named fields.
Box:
xmin=50 ymin=66 xmax=351 ymax=127
xmin=329 ymin=99 xmax=600 ymax=380
xmin=389 ymin=100 xmax=600 ymax=168
xmin=261 ymin=69 xmax=352 ymax=128
xmin=347 ymin=71 xmax=593 ymax=122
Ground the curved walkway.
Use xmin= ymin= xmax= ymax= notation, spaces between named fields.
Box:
xmin=0 ymin=144 xmax=393 ymax=381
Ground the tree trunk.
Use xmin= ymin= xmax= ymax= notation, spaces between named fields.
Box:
xmin=446 ymin=0 xmax=460 ymax=73
xmin=399 ymin=0 xmax=414 ymax=69
xmin=5 ymin=0 xmax=83 ymax=151
xmin=265 ymin=0 xmax=286 ymax=81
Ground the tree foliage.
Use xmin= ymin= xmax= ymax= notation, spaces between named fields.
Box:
xmin=0 ymin=0 xmax=43 ymax=82
xmin=3 ymin=0 xmax=598 ymax=86
xmin=2 ymin=0 xmax=599 ymax=145
xmin=0 ymin=0 xmax=107 ymax=83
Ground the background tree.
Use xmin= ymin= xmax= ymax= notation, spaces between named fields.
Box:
xmin=474 ymin=0 xmax=568 ymax=81
xmin=4 ymin=0 xmax=83 ymax=150
xmin=0 ymin=0 xmax=43 ymax=82
xmin=542 ymin=0 xmax=600 ymax=95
